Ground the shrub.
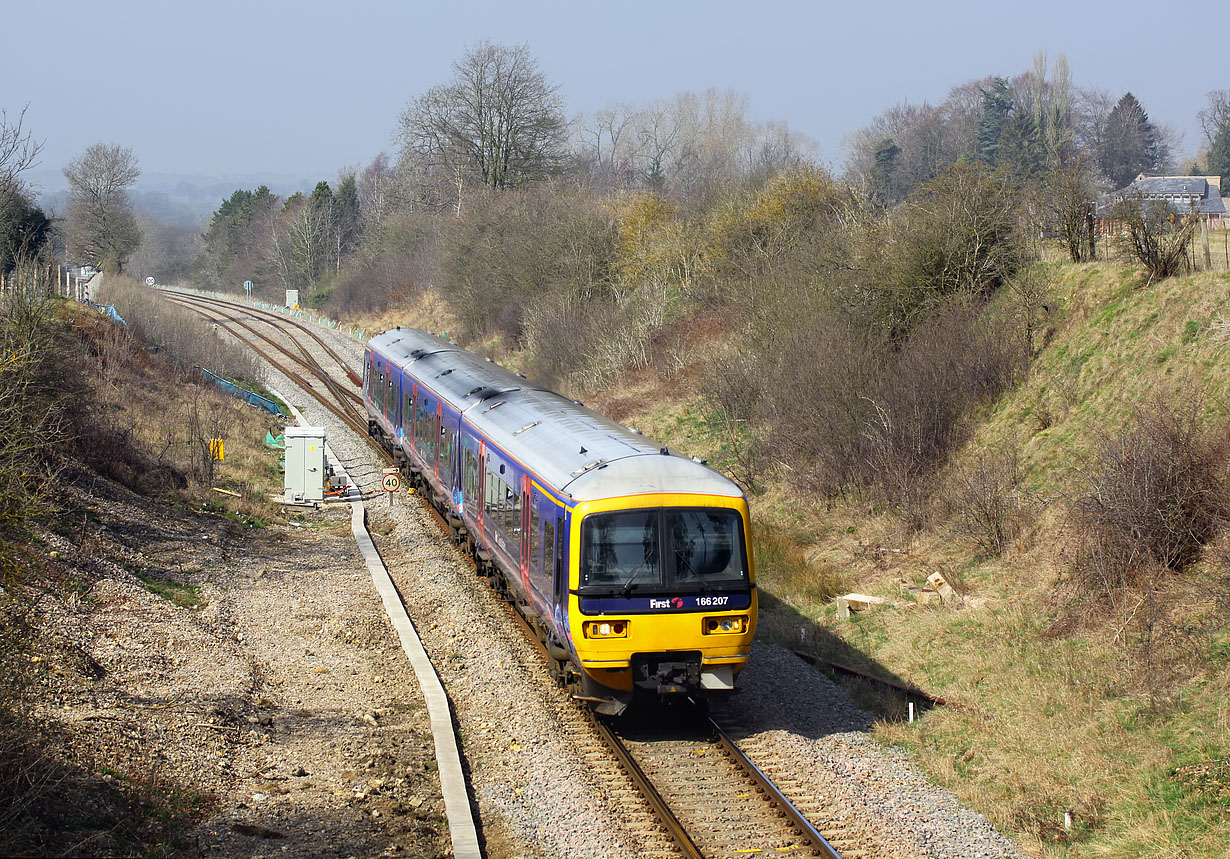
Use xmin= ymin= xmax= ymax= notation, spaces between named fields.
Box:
xmin=717 ymin=294 xmax=1028 ymax=518
xmin=1071 ymin=399 xmax=1230 ymax=604
xmin=942 ymin=445 xmax=1028 ymax=555
xmin=865 ymin=162 xmax=1025 ymax=340
xmin=1108 ymin=197 xmax=1198 ymax=282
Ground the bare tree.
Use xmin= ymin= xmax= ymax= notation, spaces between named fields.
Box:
xmin=63 ymin=143 xmax=142 ymax=274
xmin=1197 ymin=90 xmax=1230 ymax=145
xmin=399 ymin=41 xmax=567 ymax=191
xmin=1043 ymin=155 xmax=1099 ymax=262
xmin=574 ymin=89 xmax=815 ymax=195
xmin=0 ymin=107 xmax=49 ymax=271
xmin=271 ymin=188 xmax=333 ymax=293
xmin=1074 ymin=86 xmax=1115 ymax=156
xmin=357 ymin=153 xmax=394 ymax=229
xmin=0 ymin=106 xmax=42 ymax=190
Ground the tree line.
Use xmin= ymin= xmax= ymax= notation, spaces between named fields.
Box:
xmin=6 ymin=44 xmax=1229 ymax=514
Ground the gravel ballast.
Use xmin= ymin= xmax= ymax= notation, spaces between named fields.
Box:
xmin=280 ymin=319 xmax=1027 ymax=859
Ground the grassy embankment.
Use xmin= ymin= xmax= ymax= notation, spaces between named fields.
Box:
xmin=357 ymin=254 xmax=1230 ymax=857
xmin=641 ymin=259 xmax=1230 ymax=858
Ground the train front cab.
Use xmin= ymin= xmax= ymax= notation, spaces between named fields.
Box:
xmin=566 ymin=493 xmax=757 ymax=715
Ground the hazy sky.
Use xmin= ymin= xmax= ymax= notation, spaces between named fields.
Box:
xmin=4 ymin=0 xmax=1217 ymax=190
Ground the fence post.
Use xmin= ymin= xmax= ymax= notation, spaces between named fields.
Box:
xmin=1203 ymin=218 xmax=1212 ymax=271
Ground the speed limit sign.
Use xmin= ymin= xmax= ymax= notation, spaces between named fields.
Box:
xmin=381 ymin=468 xmax=401 ymax=493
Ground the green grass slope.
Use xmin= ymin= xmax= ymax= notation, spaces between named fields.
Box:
xmin=590 ymin=259 xmax=1230 ymax=858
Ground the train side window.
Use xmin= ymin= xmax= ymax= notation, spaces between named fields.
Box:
xmin=498 ymin=478 xmax=509 ymax=536
xmin=544 ymin=519 xmax=557 ymax=595
xmin=386 ymin=378 xmax=394 ymax=416
xmin=484 ymin=469 xmax=499 ymax=525
xmin=499 ymin=480 xmax=510 ymax=537
xmin=464 ymin=449 xmax=477 ymax=502
xmin=506 ymin=485 xmax=520 ymax=549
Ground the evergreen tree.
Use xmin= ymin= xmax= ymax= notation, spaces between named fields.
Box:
xmin=872 ymin=138 xmax=901 ymax=204
xmin=1099 ymin=93 xmax=1161 ymax=188
xmin=331 ymin=174 xmax=360 ymax=273
xmin=976 ymin=77 xmax=1013 ymax=166
xmin=997 ymin=110 xmax=1045 ymax=180
xmin=1206 ymin=121 xmax=1230 ymax=187
xmin=0 ymin=185 xmax=50 ymax=273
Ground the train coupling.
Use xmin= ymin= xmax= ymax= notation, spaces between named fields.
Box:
xmin=632 ymin=651 xmax=702 ymax=695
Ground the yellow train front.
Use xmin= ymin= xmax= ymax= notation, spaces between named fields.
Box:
xmin=562 ymin=485 xmax=758 ymax=715
xmin=363 ymin=328 xmax=755 ymax=716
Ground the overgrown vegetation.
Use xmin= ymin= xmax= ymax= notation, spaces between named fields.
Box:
xmin=0 ymin=277 xmax=285 ymax=854
xmin=0 ymin=272 xmax=83 ymax=575
xmin=1068 ymin=398 xmax=1230 ymax=613
xmin=100 ymin=276 xmax=261 ymax=382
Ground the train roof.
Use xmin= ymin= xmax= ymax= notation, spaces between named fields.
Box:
xmin=367 ymin=329 xmax=744 ymax=503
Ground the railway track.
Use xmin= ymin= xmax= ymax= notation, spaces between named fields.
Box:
xmin=164 ymin=289 xmax=858 ymax=858
xmin=160 ymin=289 xmax=385 ymax=464
xmin=497 ymin=582 xmax=845 ymax=858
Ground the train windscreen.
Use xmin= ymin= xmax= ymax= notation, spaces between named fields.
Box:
xmin=579 ymin=508 xmax=747 ymax=592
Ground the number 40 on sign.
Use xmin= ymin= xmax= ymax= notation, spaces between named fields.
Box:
xmin=381 ymin=468 xmax=401 ymax=505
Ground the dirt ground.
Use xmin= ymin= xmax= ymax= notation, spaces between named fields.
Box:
xmin=2 ymin=475 xmax=450 ymax=857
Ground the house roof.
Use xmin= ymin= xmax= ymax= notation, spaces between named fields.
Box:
xmin=1097 ymin=175 xmax=1226 ymax=217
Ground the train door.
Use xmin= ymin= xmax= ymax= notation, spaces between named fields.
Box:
xmin=549 ymin=517 xmax=563 ymax=601
xmin=410 ymin=381 xmax=420 ymax=447
xmin=520 ymin=476 xmax=533 ymax=607
xmin=476 ymin=441 xmax=486 ymax=537
xmin=384 ymin=368 xmax=394 ymax=422
xmin=461 ymin=437 xmax=480 ymax=523
xmin=437 ymin=401 xmax=447 ymax=482
xmin=400 ymin=377 xmax=414 ymax=446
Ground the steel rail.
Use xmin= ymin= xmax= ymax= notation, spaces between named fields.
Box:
xmin=590 ymin=716 xmax=705 ymax=858
xmin=709 ymin=718 xmax=844 ymax=859
xmin=165 ymin=294 xmax=364 ymax=417
xmin=161 ymin=287 xmax=363 ymax=386
xmin=174 ymin=302 xmax=392 ymax=465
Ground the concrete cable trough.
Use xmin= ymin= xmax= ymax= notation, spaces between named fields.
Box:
xmin=275 ymin=393 xmax=480 ymax=858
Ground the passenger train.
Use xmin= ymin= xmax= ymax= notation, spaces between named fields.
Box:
xmin=363 ymin=328 xmax=756 ymax=714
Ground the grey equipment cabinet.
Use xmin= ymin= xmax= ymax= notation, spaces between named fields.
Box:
xmin=284 ymin=426 xmax=326 ymax=502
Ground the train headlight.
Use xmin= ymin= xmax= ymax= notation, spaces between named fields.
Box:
xmin=703 ymin=616 xmax=748 ymax=635
xmin=583 ymin=620 xmax=628 ymax=638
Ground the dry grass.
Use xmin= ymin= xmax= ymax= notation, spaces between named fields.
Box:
xmin=347 ymin=290 xmax=460 ymax=346
xmin=61 ymin=301 xmax=285 ymax=525
xmin=512 ymin=256 xmax=1230 ymax=857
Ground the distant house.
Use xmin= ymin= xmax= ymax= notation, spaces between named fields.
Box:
xmin=1096 ymin=174 xmax=1227 ymax=226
